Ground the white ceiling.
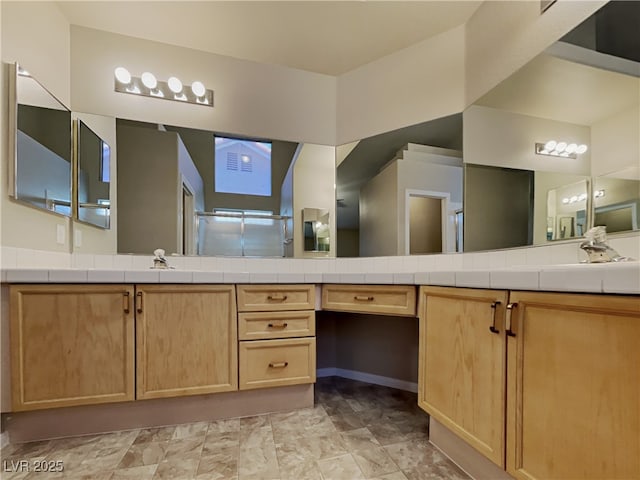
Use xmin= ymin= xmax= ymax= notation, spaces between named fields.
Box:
xmin=56 ymin=1 xmax=482 ymax=76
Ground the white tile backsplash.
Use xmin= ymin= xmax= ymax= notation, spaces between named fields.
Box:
xmin=6 ymin=269 xmax=50 ymax=282
xmin=182 ymin=256 xmax=203 ymax=271
xmin=49 ymin=270 xmax=89 ymax=282
xmin=539 ymin=266 xmax=603 ymax=293
xmin=602 ymin=263 xmax=640 ymax=294
xmin=490 ymin=270 xmax=539 ymax=290
xmin=277 ymin=273 xmax=305 ymax=283
xmin=87 ymin=270 xmax=126 ymax=283
xmin=94 ymin=254 xmax=114 ymax=269
xmin=456 ymin=271 xmax=491 ymax=288
xmin=429 ymin=271 xmax=456 ymax=286
xmin=158 ymin=270 xmax=193 ymax=283
xmin=505 ymin=248 xmax=527 ymax=267
xmin=249 ymin=272 xmax=278 ymax=283
xmin=112 ymin=255 xmax=133 ymax=270
xmin=124 ymin=270 xmax=160 ymax=283
xmin=71 ymin=253 xmax=95 ymax=269
xmin=364 ymin=273 xmax=394 ymax=284
xmin=192 ymin=271 xmax=224 ymax=283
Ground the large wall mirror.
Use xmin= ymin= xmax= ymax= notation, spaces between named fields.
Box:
xmin=114 ymin=119 xmax=300 ymax=256
xmin=9 ymin=63 xmax=72 ymax=216
xmin=463 ymin=1 xmax=639 ymax=252
xmin=336 ymin=114 xmax=463 ymax=257
xmin=75 ymin=119 xmax=111 ymax=229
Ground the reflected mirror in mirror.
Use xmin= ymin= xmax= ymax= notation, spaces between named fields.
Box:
xmin=336 ymin=114 xmax=463 ymax=257
xmin=76 ymin=120 xmax=111 ymax=229
xmin=303 ymin=208 xmax=330 ymax=252
xmin=115 ymin=119 xmax=299 ymax=256
xmin=10 ymin=63 xmax=72 ymax=216
xmin=593 ymin=174 xmax=640 ymax=234
xmin=545 ymin=177 xmax=589 ymax=240
xmin=464 ymin=1 xmax=639 ymax=251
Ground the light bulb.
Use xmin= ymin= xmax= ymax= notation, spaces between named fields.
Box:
xmin=562 ymin=198 xmax=570 ymax=204
xmin=141 ymin=72 xmax=157 ymax=89
xmin=555 ymin=142 xmax=567 ymax=152
xmin=114 ymin=67 xmax=131 ymax=84
xmin=167 ymin=76 xmax=183 ymax=93
xmin=578 ymin=193 xmax=587 ymax=201
xmin=570 ymin=195 xmax=578 ymax=203
xmin=191 ymin=81 xmax=206 ymax=97
xmin=544 ymin=140 xmax=557 ymax=151
xmin=576 ymin=144 xmax=588 ymax=154
xmin=565 ymin=143 xmax=577 ymax=154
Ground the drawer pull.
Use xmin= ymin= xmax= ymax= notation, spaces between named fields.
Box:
xmin=506 ymin=303 xmax=518 ymax=337
xmin=267 ymin=323 xmax=288 ymax=329
xmin=269 ymin=361 xmax=289 ymax=368
xmin=489 ymin=301 xmax=501 ymax=334
xmin=136 ymin=291 xmax=144 ymax=313
xmin=354 ymin=295 xmax=374 ymax=301
xmin=267 ymin=294 xmax=288 ymax=301
xmin=123 ymin=292 xmax=131 ymax=313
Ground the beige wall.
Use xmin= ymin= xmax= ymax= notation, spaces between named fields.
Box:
xmin=329 ymin=312 xmax=419 ymax=384
xmin=591 ymin=103 xmax=640 ymax=178
xmin=1 ymin=0 xmax=617 ymax=255
xmin=337 ymin=26 xmax=465 ymax=145
xmin=464 ymin=0 xmax=606 ymax=105
xmin=1 ymin=1 xmax=72 ymax=252
xmin=292 ymin=144 xmax=336 ymax=258
xmin=464 ymin=105 xmax=591 ymax=175
xmin=70 ymin=26 xmax=337 ymax=146
xmin=360 ymin=163 xmax=398 ymax=257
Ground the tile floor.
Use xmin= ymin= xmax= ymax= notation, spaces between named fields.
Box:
xmin=0 ymin=377 xmax=469 ymax=480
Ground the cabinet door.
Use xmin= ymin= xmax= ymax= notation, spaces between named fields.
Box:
xmin=507 ymin=292 xmax=640 ymax=480
xmin=418 ymin=286 xmax=508 ymax=467
xmin=136 ymin=285 xmax=238 ymax=399
xmin=10 ymin=285 xmax=135 ymax=411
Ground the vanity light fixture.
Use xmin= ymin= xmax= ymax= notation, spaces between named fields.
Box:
xmin=562 ymin=193 xmax=588 ymax=205
xmin=113 ymin=67 xmax=213 ymax=107
xmin=535 ymin=140 xmax=588 ymax=159
xmin=594 ymin=189 xmax=606 ymax=199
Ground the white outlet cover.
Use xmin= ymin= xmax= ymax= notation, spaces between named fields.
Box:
xmin=56 ymin=224 xmax=65 ymax=244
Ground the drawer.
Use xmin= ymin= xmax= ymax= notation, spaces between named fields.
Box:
xmin=236 ymin=284 xmax=315 ymax=312
xmin=321 ymin=284 xmax=417 ymax=316
xmin=239 ymin=338 xmax=316 ymax=390
xmin=238 ymin=311 xmax=315 ymax=340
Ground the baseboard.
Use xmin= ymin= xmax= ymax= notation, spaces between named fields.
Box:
xmin=317 ymin=367 xmax=418 ymax=393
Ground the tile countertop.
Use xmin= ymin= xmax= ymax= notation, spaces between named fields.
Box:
xmin=1 ymin=262 xmax=638 ymax=295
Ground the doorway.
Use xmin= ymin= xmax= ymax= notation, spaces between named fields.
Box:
xmin=405 ymin=189 xmax=450 ymax=255
xmin=181 ymin=183 xmax=195 ymax=255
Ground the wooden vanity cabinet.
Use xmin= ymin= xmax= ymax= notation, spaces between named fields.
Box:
xmin=420 ymin=287 xmax=640 ymax=480
xmin=237 ymin=285 xmax=316 ymax=390
xmin=506 ymin=291 xmax=640 ymax=480
xmin=135 ymin=284 xmax=238 ymax=400
xmin=418 ymin=286 xmax=508 ymax=467
xmin=10 ymin=285 xmax=135 ymax=411
xmin=322 ymin=284 xmax=417 ymax=316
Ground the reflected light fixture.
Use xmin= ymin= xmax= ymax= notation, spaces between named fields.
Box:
xmin=535 ymin=140 xmax=588 ymax=159
xmin=113 ymin=67 xmax=213 ymax=107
